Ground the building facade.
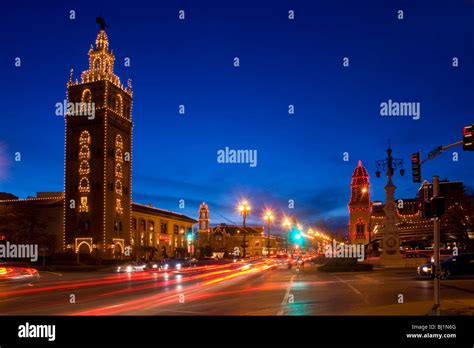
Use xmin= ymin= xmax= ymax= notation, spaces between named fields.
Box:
xmin=131 ymin=204 xmax=196 ymax=260
xmin=0 ymin=194 xmax=196 ymax=260
xmin=349 ymin=161 xmax=474 ymax=250
xmin=209 ymin=224 xmax=284 ymax=257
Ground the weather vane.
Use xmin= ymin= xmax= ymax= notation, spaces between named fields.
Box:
xmin=96 ymin=16 xmax=107 ymax=31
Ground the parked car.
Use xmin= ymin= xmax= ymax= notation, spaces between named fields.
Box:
xmin=417 ymin=253 xmax=474 ymax=279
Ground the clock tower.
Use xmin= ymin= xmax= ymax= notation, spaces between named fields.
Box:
xmin=64 ymin=27 xmax=133 ymax=259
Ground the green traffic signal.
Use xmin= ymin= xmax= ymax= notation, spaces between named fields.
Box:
xmin=290 ymin=227 xmax=303 ymax=245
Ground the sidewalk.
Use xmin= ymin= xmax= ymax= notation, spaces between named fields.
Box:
xmin=348 ymin=299 xmax=474 ymax=315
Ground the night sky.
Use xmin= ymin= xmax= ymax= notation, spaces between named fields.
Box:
xmin=0 ymin=0 xmax=472 ymax=235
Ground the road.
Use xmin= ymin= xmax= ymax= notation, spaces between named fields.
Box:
xmin=1 ymin=261 xmax=473 ymax=315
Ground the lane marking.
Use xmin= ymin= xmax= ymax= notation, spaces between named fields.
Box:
xmin=41 ymin=271 xmax=63 ymax=276
xmin=355 ymin=274 xmax=382 ymax=284
xmin=334 ymin=275 xmax=369 ymax=304
xmin=278 ymin=274 xmax=295 ymax=315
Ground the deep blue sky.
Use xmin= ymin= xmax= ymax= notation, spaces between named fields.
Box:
xmin=0 ymin=0 xmax=473 ymax=235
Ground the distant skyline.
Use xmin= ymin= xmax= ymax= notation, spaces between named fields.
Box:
xmin=1 ymin=0 xmax=473 ymax=234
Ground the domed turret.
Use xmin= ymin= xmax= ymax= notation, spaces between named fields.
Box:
xmin=349 ymin=160 xmax=370 ymax=205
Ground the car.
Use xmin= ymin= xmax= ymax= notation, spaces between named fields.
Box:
xmin=418 ymin=253 xmax=474 ymax=279
xmin=0 ymin=266 xmax=40 ymax=282
xmin=117 ymin=261 xmax=146 ymax=273
xmin=146 ymin=261 xmax=162 ymax=270
xmin=161 ymin=258 xmax=191 ymax=271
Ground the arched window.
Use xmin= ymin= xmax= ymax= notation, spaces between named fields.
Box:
xmin=116 ymin=198 xmax=123 ymax=216
xmin=79 ymin=131 xmax=91 ymax=145
xmin=79 ymin=197 xmax=88 ymax=213
xmin=79 ymin=160 xmax=90 ymax=175
xmin=81 ymin=89 xmax=92 ymax=103
xmin=115 ymin=163 xmax=123 ymax=178
xmin=115 ymin=180 xmax=123 ymax=195
xmin=79 ymin=145 xmax=90 ymax=160
xmin=115 ymin=134 xmax=123 ymax=149
xmin=115 ymin=94 xmax=123 ymax=116
xmin=79 ymin=177 xmax=90 ymax=193
xmin=81 ymin=90 xmax=92 ymax=114
xmin=93 ymin=58 xmax=100 ymax=71
xmin=115 ymin=148 xmax=123 ymax=163
xmin=355 ymin=219 xmax=366 ymax=239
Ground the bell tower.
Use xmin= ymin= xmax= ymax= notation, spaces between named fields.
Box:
xmin=197 ymin=202 xmax=210 ymax=250
xmin=348 ymin=160 xmax=371 ymax=245
xmin=64 ymin=25 xmax=133 ymax=260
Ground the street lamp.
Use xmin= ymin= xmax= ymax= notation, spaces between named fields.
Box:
xmin=374 ymin=140 xmax=404 ymax=259
xmin=282 ymin=217 xmax=291 ymax=254
xmin=238 ymin=200 xmax=251 ymax=258
xmin=263 ymin=210 xmax=274 ymax=257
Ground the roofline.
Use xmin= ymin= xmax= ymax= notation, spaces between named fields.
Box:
xmin=131 ymin=203 xmax=197 ymax=223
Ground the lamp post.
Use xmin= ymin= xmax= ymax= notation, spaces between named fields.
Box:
xmin=239 ymin=200 xmax=251 ymax=259
xmin=263 ymin=210 xmax=274 ymax=257
xmin=375 ymin=140 xmax=404 ymax=261
xmin=283 ymin=217 xmax=291 ymax=254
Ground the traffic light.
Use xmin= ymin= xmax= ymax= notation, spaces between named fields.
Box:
xmin=431 ymin=197 xmax=446 ymax=218
xmin=290 ymin=227 xmax=303 ymax=246
xmin=421 ymin=201 xmax=431 ymax=219
xmin=463 ymin=125 xmax=474 ymax=151
xmin=411 ymin=152 xmax=421 ymax=183
xmin=186 ymin=230 xmax=193 ymax=245
xmin=421 ymin=197 xmax=446 ymax=219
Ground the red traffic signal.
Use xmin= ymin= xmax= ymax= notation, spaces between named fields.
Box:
xmin=463 ymin=125 xmax=474 ymax=151
xmin=411 ymin=152 xmax=421 ymax=183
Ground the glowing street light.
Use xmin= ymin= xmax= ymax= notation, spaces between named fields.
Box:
xmin=238 ymin=200 xmax=251 ymax=258
xmin=263 ymin=209 xmax=274 ymax=257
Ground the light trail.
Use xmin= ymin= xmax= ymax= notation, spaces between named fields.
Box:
xmin=72 ymin=261 xmax=277 ymax=315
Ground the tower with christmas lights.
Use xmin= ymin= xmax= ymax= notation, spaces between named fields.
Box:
xmin=64 ymin=25 xmax=133 ymax=259
xmin=197 ymin=202 xmax=210 ymax=252
xmin=348 ymin=160 xmax=371 ymax=245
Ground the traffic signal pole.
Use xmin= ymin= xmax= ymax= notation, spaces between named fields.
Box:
xmin=411 ymin=134 xmax=467 ymax=316
xmin=432 ymin=176 xmax=441 ymax=314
